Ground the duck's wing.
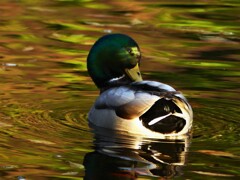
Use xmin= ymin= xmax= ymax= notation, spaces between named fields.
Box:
xmin=94 ymin=81 xmax=184 ymax=120
xmin=94 ymin=85 xmax=160 ymax=119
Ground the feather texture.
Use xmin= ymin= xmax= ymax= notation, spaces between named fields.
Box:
xmin=88 ymin=81 xmax=193 ymax=138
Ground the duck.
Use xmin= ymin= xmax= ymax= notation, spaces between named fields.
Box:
xmin=87 ymin=33 xmax=193 ymax=139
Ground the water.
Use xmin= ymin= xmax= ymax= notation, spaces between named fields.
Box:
xmin=0 ymin=0 xmax=239 ymax=179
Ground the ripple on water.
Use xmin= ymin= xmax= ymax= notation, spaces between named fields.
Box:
xmin=0 ymin=101 xmax=92 ymax=178
xmin=192 ymin=98 xmax=239 ymax=143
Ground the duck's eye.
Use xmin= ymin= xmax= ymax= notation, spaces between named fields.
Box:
xmin=127 ymin=48 xmax=133 ymax=55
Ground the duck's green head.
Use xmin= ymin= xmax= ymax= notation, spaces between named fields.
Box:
xmin=87 ymin=34 xmax=142 ymax=89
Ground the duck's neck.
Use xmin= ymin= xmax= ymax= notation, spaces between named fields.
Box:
xmin=99 ymin=75 xmax=133 ymax=93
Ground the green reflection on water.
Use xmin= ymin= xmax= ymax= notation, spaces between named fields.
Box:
xmin=49 ymin=33 xmax=93 ymax=44
xmin=45 ymin=21 xmax=95 ymax=31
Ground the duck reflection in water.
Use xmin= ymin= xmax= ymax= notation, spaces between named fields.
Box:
xmin=84 ymin=125 xmax=191 ymax=180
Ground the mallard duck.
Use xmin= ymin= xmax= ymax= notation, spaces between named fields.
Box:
xmin=87 ymin=34 xmax=193 ymax=138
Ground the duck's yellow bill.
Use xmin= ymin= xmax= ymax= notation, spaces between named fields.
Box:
xmin=125 ymin=64 xmax=142 ymax=82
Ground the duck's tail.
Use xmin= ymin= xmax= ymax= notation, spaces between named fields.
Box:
xmin=140 ymin=98 xmax=191 ymax=134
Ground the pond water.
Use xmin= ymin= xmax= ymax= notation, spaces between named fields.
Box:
xmin=0 ymin=0 xmax=239 ymax=179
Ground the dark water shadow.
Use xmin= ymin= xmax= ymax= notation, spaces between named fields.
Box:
xmin=83 ymin=124 xmax=191 ymax=179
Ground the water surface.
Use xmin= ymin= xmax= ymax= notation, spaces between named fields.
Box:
xmin=0 ymin=0 xmax=239 ymax=179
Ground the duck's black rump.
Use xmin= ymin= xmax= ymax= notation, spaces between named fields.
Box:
xmin=140 ymin=98 xmax=186 ymax=134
